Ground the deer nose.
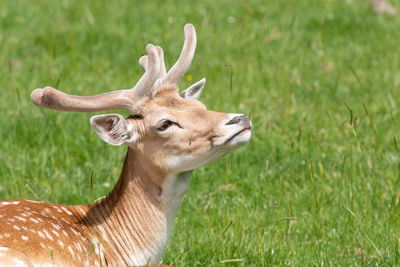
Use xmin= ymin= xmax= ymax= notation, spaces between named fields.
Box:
xmin=226 ymin=114 xmax=251 ymax=128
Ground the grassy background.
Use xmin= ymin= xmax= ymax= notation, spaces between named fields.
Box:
xmin=1 ymin=0 xmax=400 ymax=265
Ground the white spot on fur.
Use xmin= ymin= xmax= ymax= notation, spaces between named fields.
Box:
xmin=61 ymin=207 xmax=73 ymax=215
xmin=68 ymin=246 xmax=74 ymax=257
xmin=1 ymin=200 xmax=20 ymax=205
xmin=26 ymin=200 xmax=40 ymax=203
xmin=62 ymin=230 xmax=68 ymax=237
xmin=21 ymin=235 xmax=29 ymax=241
xmin=71 ymin=228 xmax=79 ymax=236
xmin=43 ymin=229 xmax=53 ymax=240
xmin=51 ymin=229 xmax=60 ymax=238
xmin=38 ymin=231 xmax=45 ymax=238
xmin=51 ymin=223 xmax=60 ymax=230
xmin=13 ymin=225 xmax=21 ymax=231
xmin=15 ymin=216 xmax=26 ymax=222
xmin=77 ymin=207 xmax=86 ymax=215
xmin=30 ymin=218 xmax=39 ymax=223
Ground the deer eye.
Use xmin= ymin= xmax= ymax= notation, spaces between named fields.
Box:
xmin=157 ymin=120 xmax=174 ymax=131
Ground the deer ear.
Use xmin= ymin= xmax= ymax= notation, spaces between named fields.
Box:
xmin=90 ymin=114 xmax=137 ymax=146
xmin=180 ymin=78 xmax=206 ymax=100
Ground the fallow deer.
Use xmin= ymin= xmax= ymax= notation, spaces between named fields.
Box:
xmin=0 ymin=24 xmax=251 ymax=266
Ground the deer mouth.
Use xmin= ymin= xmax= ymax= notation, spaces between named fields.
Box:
xmin=223 ymin=126 xmax=252 ymax=145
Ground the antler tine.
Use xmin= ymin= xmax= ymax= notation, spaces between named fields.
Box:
xmin=129 ymin=44 xmax=160 ymax=97
xmin=164 ymin=24 xmax=196 ymax=86
xmin=139 ymin=55 xmax=148 ymax=72
xmin=156 ymin=46 xmax=167 ymax=77
xmin=31 ymin=87 xmax=135 ymax=112
xmin=31 ymin=44 xmax=161 ymax=113
xmin=138 ymin=46 xmax=166 ymax=78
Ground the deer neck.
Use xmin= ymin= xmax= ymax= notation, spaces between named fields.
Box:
xmin=85 ymin=148 xmax=191 ymax=266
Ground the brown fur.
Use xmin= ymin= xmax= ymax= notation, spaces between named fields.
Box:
xmin=0 ymin=148 xmax=173 ymax=266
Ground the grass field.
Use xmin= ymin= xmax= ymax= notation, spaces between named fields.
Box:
xmin=1 ymin=0 xmax=400 ymax=265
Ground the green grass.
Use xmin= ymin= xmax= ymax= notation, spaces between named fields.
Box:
xmin=1 ymin=0 xmax=400 ymax=265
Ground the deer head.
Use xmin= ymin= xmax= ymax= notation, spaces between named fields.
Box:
xmin=30 ymin=24 xmax=251 ymax=175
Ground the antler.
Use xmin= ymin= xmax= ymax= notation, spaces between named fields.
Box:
xmin=31 ymin=24 xmax=197 ymax=113
xmin=164 ymin=24 xmax=196 ymax=86
xmin=139 ymin=24 xmax=197 ymax=89
xmin=139 ymin=46 xmax=167 ymax=80
xmin=31 ymin=44 xmax=160 ymax=113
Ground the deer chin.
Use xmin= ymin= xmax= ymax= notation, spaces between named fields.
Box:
xmin=222 ymin=127 xmax=252 ymax=147
xmin=213 ymin=126 xmax=252 ymax=149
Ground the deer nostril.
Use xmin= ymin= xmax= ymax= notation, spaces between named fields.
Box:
xmin=226 ymin=115 xmax=249 ymax=126
xmin=226 ymin=116 xmax=241 ymax=125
